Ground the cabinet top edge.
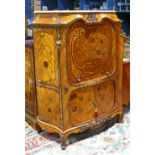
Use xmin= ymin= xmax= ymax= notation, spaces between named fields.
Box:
xmin=34 ymin=10 xmax=117 ymax=14
xmin=33 ymin=11 xmax=121 ymax=26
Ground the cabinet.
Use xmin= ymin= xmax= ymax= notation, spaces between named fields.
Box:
xmin=33 ymin=11 xmax=124 ymax=149
xmin=25 ymin=40 xmax=38 ymax=129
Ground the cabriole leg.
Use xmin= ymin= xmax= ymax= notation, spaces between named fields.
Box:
xmin=36 ymin=123 xmax=42 ymax=133
xmin=61 ymin=135 xmax=67 ymax=150
xmin=118 ymin=112 xmax=124 ymax=123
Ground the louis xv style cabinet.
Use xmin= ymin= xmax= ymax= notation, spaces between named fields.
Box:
xmin=33 ymin=11 xmax=124 ymax=149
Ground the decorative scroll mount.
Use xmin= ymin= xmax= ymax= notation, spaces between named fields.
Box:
xmin=80 ymin=115 xmax=109 ymax=129
xmin=86 ymin=14 xmax=98 ymax=23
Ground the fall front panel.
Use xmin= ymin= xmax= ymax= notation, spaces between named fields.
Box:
xmin=67 ymin=19 xmax=116 ymax=84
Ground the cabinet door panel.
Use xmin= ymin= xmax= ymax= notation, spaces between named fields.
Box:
xmin=94 ymin=80 xmax=115 ymax=117
xmin=68 ymin=87 xmax=94 ymax=126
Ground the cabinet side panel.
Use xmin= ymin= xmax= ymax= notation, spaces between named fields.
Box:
xmin=25 ymin=46 xmax=36 ymax=116
xmin=37 ymin=87 xmax=61 ymax=128
xmin=114 ymin=23 xmax=124 ymax=108
xmin=34 ymin=28 xmax=58 ymax=87
xmin=34 ymin=27 xmax=61 ymax=128
xmin=123 ymin=60 xmax=130 ymax=106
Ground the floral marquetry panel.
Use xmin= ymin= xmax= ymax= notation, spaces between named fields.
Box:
xmin=34 ymin=28 xmax=58 ymax=87
xmin=68 ymin=86 xmax=94 ymax=127
xmin=37 ymin=86 xmax=61 ymax=128
xmin=67 ymin=20 xmax=116 ymax=84
xmin=94 ymin=80 xmax=115 ymax=117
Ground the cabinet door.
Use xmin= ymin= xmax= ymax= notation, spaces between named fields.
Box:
xmin=94 ymin=80 xmax=115 ymax=117
xmin=68 ymin=86 xmax=94 ymax=126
